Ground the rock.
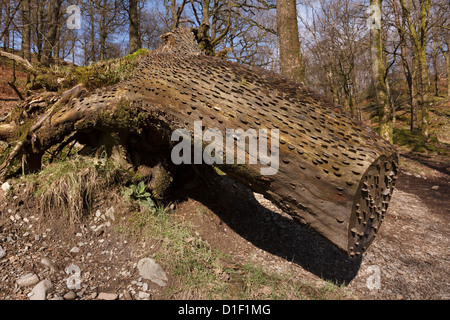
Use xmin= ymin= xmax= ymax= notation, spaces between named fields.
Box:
xmin=64 ymin=291 xmax=77 ymax=300
xmin=40 ymin=257 xmax=55 ymax=271
xmin=70 ymin=246 xmax=80 ymax=253
xmin=97 ymin=292 xmax=118 ymax=300
xmin=29 ymin=280 xmax=53 ymax=300
xmin=431 ymin=185 xmax=439 ymax=190
xmin=123 ymin=290 xmax=132 ymax=300
xmin=137 ymin=258 xmax=168 ymax=287
xmin=17 ymin=273 xmax=40 ymax=288
xmin=1 ymin=182 xmax=10 ymax=193
xmin=105 ymin=207 xmax=115 ymax=221
xmin=138 ymin=291 xmax=151 ymax=300
xmin=0 ymin=246 xmax=6 ymax=259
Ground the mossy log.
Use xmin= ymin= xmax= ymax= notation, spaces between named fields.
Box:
xmin=0 ymin=28 xmax=398 ymax=257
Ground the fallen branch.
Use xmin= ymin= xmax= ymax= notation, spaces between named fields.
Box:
xmin=0 ymin=49 xmax=38 ymax=75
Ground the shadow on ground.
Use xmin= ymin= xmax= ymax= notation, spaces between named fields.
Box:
xmin=173 ymin=166 xmax=362 ymax=285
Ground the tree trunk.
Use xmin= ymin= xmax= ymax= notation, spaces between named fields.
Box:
xmin=3 ymin=2 xmax=10 ymax=51
xmin=129 ymin=0 xmax=141 ymax=54
xmin=393 ymin=0 xmax=417 ymax=132
xmin=42 ymin=0 xmax=63 ymax=66
xmin=276 ymin=0 xmax=305 ymax=83
xmin=400 ymin=0 xmax=431 ymax=137
xmin=35 ymin=1 xmax=45 ymax=62
xmin=417 ymin=48 xmax=430 ymax=137
xmin=370 ymin=0 xmax=393 ymax=143
xmin=22 ymin=0 xmax=31 ymax=85
xmin=0 ymin=28 xmax=398 ymax=257
xmin=21 ymin=0 xmax=31 ymax=61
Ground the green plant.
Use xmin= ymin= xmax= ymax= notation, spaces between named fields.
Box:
xmin=123 ymin=181 xmax=155 ymax=209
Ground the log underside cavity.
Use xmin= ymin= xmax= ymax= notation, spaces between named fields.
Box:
xmin=0 ymin=28 xmax=398 ymax=257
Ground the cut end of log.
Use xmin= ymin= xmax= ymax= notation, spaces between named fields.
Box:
xmin=347 ymin=153 xmax=398 ymax=257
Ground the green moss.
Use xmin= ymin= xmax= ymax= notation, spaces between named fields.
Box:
xmin=95 ymin=99 xmax=148 ymax=132
xmin=65 ymin=49 xmax=149 ymax=91
xmin=394 ymin=128 xmax=448 ymax=155
xmin=123 ymin=48 xmax=150 ymax=62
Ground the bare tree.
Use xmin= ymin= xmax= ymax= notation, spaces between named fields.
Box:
xmin=399 ymin=0 xmax=432 ymax=137
xmin=298 ymin=0 xmax=367 ymax=118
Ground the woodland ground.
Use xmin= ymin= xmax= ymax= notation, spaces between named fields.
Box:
xmin=0 ymin=61 xmax=449 ymax=300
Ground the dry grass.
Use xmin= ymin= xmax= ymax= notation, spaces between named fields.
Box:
xmin=24 ymin=155 xmax=122 ymax=223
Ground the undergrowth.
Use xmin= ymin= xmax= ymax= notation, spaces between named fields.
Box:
xmin=23 ymin=155 xmax=123 ymax=223
xmin=14 ymin=153 xmax=347 ymax=300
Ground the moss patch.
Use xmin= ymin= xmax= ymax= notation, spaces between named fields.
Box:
xmin=65 ymin=49 xmax=150 ymax=91
xmin=394 ymin=128 xmax=448 ymax=155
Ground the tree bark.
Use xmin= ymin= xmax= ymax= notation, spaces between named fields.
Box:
xmin=21 ymin=0 xmax=31 ymax=62
xmin=42 ymin=0 xmax=63 ymax=66
xmin=276 ymin=0 xmax=305 ymax=83
xmin=129 ymin=0 xmax=141 ymax=54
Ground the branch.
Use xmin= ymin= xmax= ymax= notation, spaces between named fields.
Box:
xmin=0 ymin=49 xmax=38 ymax=75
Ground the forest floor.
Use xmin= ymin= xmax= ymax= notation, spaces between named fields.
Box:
xmin=0 ymin=63 xmax=449 ymax=300
xmin=0 ymin=150 xmax=448 ymax=300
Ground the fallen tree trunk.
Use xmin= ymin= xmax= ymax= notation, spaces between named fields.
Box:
xmin=0 ymin=28 xmax=398 ymax=257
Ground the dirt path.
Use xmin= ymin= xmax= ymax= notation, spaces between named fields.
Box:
xmin=0 ymin=154 xmax=448 ymax=300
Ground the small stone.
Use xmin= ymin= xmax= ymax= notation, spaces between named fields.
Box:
xmin=97 ymin=292 xmax=118 ymax=300
xmin=0 ymin=246 xmax=6 ymax=259
xmin=431 ymin=185 xmax=439 ymax=190
xmin=261 ymin=286 xmax=273 ymax=296
xmin=138 ymin=291 xmax=151 ymax=300
xmin=1 ymin=182 xmax=10 ymax=192
xmin=123 ymin=290 xmax=132 ymax=300
xmin=137 ymin=258 xmax=168 ymax=287
xmin=95 ymin=210 xmax=101 ymax=218
xmin=105 ymin=207 xmax=115 ymax=221
xmin=64 ymin=291 xmax=77 ymax=300
xmin=40 ymin=257 xmax=55 ymax=271
xmin=29 ymin=279 xmax=53 ymax=300
xmin=17 ymin=273 xmax=40 ymax=287
xmin=70 ymin=247 xmax=80 ymax=253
